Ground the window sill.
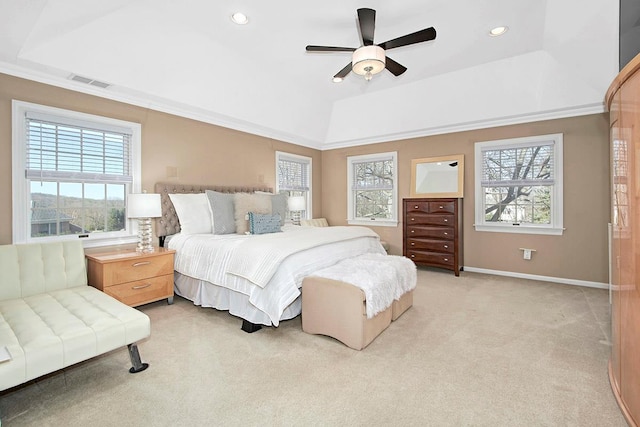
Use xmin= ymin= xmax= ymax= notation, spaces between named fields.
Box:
xmin=474 ymin=224 xmax=564 ymax=236
xmin=348 ymin=219 xmax=398 ymax=228
xmin=26 ymin=235 xmax=139 ymax=248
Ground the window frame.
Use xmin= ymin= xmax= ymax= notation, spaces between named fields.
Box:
xmin=474 ymin=133 xmax=564 ymax=235
xmin=275 ymin=151 xmax=312 ymax=221
xmin=12 ymin=100 xmax=142 ymax=247
xmin=347 ymin=151 xmax=398 ymax=227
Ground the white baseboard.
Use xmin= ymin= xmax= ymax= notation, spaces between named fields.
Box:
xmin=462 ymin=266 xmax=609 ymax=290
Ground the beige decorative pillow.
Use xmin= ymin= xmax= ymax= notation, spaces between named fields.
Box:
xmin=234 ymin=193 xmax=272 ymax=234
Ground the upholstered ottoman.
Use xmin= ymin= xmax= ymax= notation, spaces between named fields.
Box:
xmin=301 ymin=253 xmax=416 ymax=350
xmin=302 ymin=277 xmax=392 ymax=350
xmin=392 ymin=289 xmax=413 ymax=321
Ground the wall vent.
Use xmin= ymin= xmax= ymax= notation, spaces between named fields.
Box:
xmin=69 ymin=74 xmax=111 ymax=89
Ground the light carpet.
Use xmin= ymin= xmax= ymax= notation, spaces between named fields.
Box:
xmin=0 ymin=268 xmax=627 ymax=426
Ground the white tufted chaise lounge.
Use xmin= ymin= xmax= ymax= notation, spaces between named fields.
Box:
xmin=0 ymin=241 xmax=151 ymax=392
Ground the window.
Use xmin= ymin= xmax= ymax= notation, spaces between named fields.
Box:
xmin=474 ymin=133 xmax=563 ymax=235
xmin=276 ymin=151 xmax=312 ymax=221
xmin=347 ymin=152 xmax=398 ymax=227
xmin=12 ymin=100 xmax=141 ymax=246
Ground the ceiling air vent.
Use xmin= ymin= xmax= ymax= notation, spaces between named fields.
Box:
xmin=69 ymin=74 xmax=111 ymax=89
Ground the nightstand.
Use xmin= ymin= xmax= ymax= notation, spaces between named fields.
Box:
xmin=86 ymin=247 xmax=175 ymax=307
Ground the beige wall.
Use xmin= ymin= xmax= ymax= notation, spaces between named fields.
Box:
xmin=0 ymin=73 xmax=611 ymax=283
xmin=321 ymin=113 xmax=611 ymax=283
xmin=0 ymin=73 xmax=322 ymax=244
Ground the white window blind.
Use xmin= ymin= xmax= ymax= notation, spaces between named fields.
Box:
xmin=26 ymin=112 xmax=132 ymax=184
xmin=278 ymin=155 xmax=309 ymax=191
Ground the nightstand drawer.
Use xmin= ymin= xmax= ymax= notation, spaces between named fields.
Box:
xmin=106 ymin=256 xmax=173 ymax=285
xmin=104 ymin=274 xmax=173 ymax=307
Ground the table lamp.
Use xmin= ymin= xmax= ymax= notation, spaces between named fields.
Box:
xmin=288 ymin=196 xmax=306 ymax=226
xmin=127 ymin=193 xmax=162 ymax=253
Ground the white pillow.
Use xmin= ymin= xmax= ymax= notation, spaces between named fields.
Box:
xmin=169 ymin=193 xmax=213 ymax=234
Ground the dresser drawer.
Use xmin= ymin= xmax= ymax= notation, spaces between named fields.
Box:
xmin=406 ymin=225 xmax=455 ymax=240
xmin=104 ymin=274 xmax=173 ymax=307
xmin=406 ymin=213 xmax=455 ymax=226
xmin=427 ymin=201 xmax=455 ymax=214
xmin=406 ymin=238 xmax=454 ymax=253
xmin=406 ymin=250 xmax=454 ymax=267
xmin=405 ymin=201 xmax=429 ymax=213
xmin=105 ymin=255 xmax=174 ymax=285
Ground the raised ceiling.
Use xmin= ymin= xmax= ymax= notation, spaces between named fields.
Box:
xmin=0 ymin=0 xmax=619 ymax=150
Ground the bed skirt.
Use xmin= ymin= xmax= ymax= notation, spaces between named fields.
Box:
xmin=174 ymin=272 xmax=302 ymax=326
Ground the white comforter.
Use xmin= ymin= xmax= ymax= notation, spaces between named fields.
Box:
xmin=168 ymin=226 xmax=386 ymax=326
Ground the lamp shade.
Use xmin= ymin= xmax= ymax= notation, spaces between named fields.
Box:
xmin=127 ymin=193 xmax=162 ymax=218
xmin=352 ymin=45 xmax=386 ymax=76
xmin=287 ymin=196 xmax=306 ymax=211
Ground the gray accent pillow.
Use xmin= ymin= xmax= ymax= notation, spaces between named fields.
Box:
xmin=205 ymin=190 xmax=236 ymax=234
xmin=248 ymin=212 xmax=282 ymax=234
xmin=271 ymin=193 xmax=288 ymax=226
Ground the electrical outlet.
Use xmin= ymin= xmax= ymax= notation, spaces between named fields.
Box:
xmin=523 ymin=249 xmax=532 ymax=260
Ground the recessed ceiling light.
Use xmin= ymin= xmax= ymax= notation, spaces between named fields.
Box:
xmin=231 ymin=12 xmax=248 ymax=25
xmin=332 ymin=77 xmax=343 ymax=83
xmin=489 ymin=26 xmax=508 ymax=36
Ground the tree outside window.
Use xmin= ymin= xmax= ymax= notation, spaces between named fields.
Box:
xmin=475 ymin=134 xmax=563 ymax=235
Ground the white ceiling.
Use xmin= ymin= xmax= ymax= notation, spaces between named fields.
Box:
xmin=0 ymin=0 xmax=619 ymax=150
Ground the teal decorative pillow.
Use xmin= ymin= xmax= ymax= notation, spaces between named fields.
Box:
xmin=248 ymin=212 xmax=282 ymax=235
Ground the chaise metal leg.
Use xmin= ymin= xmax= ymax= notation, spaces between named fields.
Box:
xmin=128 ymin=343 xmax=149 ymax=373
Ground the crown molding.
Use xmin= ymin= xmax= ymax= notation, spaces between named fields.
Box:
xmin=0 ymin=62 xmax=606 ymax=152
xmin=320 ymin=102 xmax=607 ymax=150
xmin=0 ymin=62 xmax=323 ymax=150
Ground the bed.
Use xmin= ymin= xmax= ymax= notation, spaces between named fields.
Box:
xmin=154 ymin=183 xmax=387 ymax=332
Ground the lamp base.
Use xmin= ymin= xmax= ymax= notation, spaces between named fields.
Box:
xmin=136 ymin=218 xmax=155 ymax=253
xmin=292 ymin=211 xmax=301 ymax=226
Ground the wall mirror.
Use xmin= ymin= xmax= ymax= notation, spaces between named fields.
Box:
xmin=410 ymin=154 xmax=464 ymax=198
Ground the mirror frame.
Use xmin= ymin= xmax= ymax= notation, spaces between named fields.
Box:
xmin=410 ymin=154 xmax=464 ymax=198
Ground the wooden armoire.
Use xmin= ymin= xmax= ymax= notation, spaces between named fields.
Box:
xmin=607 ymin=52 xmax=640 ymax=427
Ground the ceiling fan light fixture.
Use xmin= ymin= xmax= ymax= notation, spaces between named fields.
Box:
xmin=332 ymin=77 xmax=343 ymax=83
xmin=352 ymin=45 xmax=385 ymax=79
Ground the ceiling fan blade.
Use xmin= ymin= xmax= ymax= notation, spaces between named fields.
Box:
xmin=379 ymin=27 xmax=436 ymax=50
xmin=306 ymin=45 xmax=356 ymax=52
xmin=334 ymin=63 xmax=352 ymax=79
xmin=357 ymin=8 xmax=376 ymax=46
xmin=385 ymin=56 xmax=407 ymax=76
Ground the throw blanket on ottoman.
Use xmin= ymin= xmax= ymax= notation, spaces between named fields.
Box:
xmin=311 ymin=253 xmax=417 ymax=318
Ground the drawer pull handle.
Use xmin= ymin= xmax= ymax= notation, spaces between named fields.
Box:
xmin=132 ymin=261 xmax=151 ymax=267
xmin=411 ymin=230 xmax=415 ymax=233
xmin=411 ymin=218 xmax=415 ymax=221
xmin=444 ymin=232 xmax=448 ymax=235
xmin=132 ymin=283 xmax=152 ymax=290
xmin=414 ymin=205 xmax=419 ymax=209
xmin=444 ymin=258 xmax=449 ymax=262
xmin=444 ymin=245 xmax=449 ymax=249
xmin=439 ymin=206 xmax=444 ymax=209
xmin=411 ymin=254 xmax=415 ymax=258
xmin=443 ymin=219 xmax=448 ymax=222
xmin=411 ymin=242 xmax=415 ymax=246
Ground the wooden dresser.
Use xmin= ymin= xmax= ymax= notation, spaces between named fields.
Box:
xmin=606 ymin=52 xmax=640 ymax=427
xmin=86 ymin=247 xmax=175 ymax=307
xmin=403 ymin=198 xmax=463 ymax=276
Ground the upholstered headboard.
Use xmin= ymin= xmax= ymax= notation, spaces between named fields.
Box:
xmin=154 ymin=183 xmax=273 ymax=242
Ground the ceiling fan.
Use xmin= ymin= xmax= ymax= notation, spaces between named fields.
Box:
xmin=306 ymin=8 xmax=437 ymax=82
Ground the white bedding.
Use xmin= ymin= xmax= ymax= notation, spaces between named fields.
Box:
xmin=168 ymin=225 xmax=386 ymax=326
